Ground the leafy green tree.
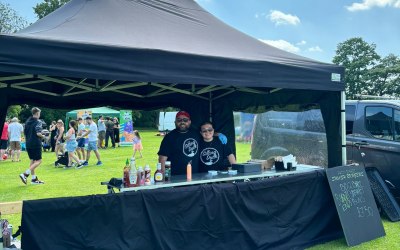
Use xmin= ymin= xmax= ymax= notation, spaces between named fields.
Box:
xmin=0 ymin=2 xmax=28 ymax=33
xmin=34 ymin=0 xmax=69 ymax=19
xmin=367 ymin=54 xmax=400 ymax=97
xmin=6 ymin=105 xmax=22 ymax=119
xmin=18 ymin=105 xmax=67 ymax=127
xmin=333 ymin=38 xmax=380 ymax=99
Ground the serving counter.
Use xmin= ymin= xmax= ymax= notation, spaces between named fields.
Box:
xmin=21 ymin=165 xmax=342 ymax=250
xmin=116 ymin=164 xmax=322 ymax=192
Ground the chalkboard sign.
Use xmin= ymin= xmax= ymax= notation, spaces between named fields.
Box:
xmin=326 ymin=165 xmax=385 ymax=246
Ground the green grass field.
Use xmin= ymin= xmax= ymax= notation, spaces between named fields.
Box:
xmin=1 ymin=129 xmax=399 ymax=248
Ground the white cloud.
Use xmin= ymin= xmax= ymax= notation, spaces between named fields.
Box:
xmin=297 ymin=40 xmax=307 ymax=46
xmin=308 ymin=46 xmax=323 ymax=52
xmin=255 ymin=13 xmax=266 ymax=19
xmin=268 ymin=10 xmax=300 ymax=26
xmin=259 ymin=39 xmax=300 ymax=53
xmin=346 ymin=0 xmax=400 ymax=11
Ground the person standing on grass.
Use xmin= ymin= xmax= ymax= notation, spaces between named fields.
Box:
xmin=132 ymin=130 xmax=143 ymax=158
xmin=97 ymin=115 xmax=106 ymax=149
xmin=19 ymin=107 xmax=45 ymax=185
xmin=76 ymin=117 xmax=86 ymax=161
xmin=7 ymin=117 xmax=23 ymax=162
xmin=49 ymin=121 xmax=57 ymax=152
xmin=77 ymin=116 xmax=102 ymax=168
xmin=0 ymin=120 xmax=9 ymax=161
xmin=54 ymin=120 xmax=65 ymax=158
xmin=113 ymin=117 xmax=120 ymax=147
xmin=64 ymin=120 xmax=82 ymax=169
xmin=105 ymin=116 xmax=115 ymax=148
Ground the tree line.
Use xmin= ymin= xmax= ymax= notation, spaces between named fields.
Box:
xmin=1 ymin=1 xmax=400 ymax=124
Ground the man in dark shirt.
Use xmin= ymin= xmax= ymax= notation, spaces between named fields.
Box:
xmin=19 ymin=107 xmax=45 ymax=185
xmin=158 ymin=111 xmax=201 ymax=175
xmin=104 ymin=116 xmax=115 ymax=148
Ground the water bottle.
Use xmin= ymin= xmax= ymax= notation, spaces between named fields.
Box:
xmin=129 ymin=157 xmax=138 ymax=187
xmin=164 ymin=161 xmax=171 ymax=181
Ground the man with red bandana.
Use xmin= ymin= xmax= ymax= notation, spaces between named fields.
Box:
xmin=158 ymin=111 xmax=200 ymax=175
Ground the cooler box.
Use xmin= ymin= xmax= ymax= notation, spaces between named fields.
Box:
xmin=232 ymin=163 xmax=262 ymax=173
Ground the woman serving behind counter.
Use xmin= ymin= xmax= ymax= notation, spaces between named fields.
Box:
xmin=198 ymin=121 xmax=236 ymax=172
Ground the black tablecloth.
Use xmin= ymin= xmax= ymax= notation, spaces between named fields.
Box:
xmin=21 ymin=170 xmax=342 ymax=250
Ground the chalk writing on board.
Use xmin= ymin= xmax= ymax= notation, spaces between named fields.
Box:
xmin=331 ymin=168 xmax=373 ymax=217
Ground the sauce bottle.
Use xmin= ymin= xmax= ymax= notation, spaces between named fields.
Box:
xmin=154 ymin=163 xmax=164 ymax=183
xmin=187 ymin=160 xmax=192 ymax=181
xmin=123 ymin=159 xmax=130 ymax=187
xmin=144 ymin=164 xmax=151 ymax=185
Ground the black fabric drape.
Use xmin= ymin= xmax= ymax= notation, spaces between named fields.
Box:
xmin=22 ymin=170 xmax=342 ymax=250
xmin=0 ymin=90 xmax=9 ymax=132
xmin=320 ymin=92 xmax=343 ymax=167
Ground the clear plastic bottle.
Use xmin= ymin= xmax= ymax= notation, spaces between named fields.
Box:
xmin=164 ymin=161 xmax=171 ymax=181
xmin=154 ymin=163 xmax=164 ymax=183
xmin=137 ymin=166 xmax=145 ymax=186
xmin=144 ymin=164 xmax=151 ymax=185
xmin=129 ymin=157 xmax=138 ymax=187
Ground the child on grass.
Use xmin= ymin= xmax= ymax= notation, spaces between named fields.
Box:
xmin=132 ymin=130 xmax=143 ymax=158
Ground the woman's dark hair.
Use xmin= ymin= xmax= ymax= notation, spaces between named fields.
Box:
xmin=134 ymin=130 xmax=141 ymax=139
xmin=69 ymin=120 xmax=77 ymax=132
xmin=199 ymin=121 xmax=213 ymax=131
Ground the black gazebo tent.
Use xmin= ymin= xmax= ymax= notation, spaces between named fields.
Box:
xmin=0 ymin=0 xmax=345 ymax=166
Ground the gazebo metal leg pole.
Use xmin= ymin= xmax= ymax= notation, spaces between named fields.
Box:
xmin=341 ymin=91 xmax=346 ymax=165
xmin=209 ymin=92 xmax=213 ymax=122
xmin=0 ymin=91 xmax=9 ymax=132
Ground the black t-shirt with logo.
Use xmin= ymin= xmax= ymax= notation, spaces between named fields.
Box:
xmin=158 ymin=128 xmax=200 ymax=175
xmin=199 ymin=137 xmax=233 ymax=172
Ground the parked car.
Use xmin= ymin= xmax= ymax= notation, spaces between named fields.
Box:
xmin=251 ymin=100 xmax=400 ymax=200
xmin=346 ymin=100 xmax=400 ymax=200
xmin=251 ymin=109 xmax=328 ymax=167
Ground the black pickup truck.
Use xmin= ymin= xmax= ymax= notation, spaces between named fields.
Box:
xmin=251 ymin=100 xmax=400 ymax=199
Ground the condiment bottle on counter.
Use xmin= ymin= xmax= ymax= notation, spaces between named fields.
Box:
xmin=129 ymin=157 xmax=138 ymax=187
xmin=144 ymin=164 xmax=151 ymax=185
xmin=123 ymin=159 xmax=130 ymax=187
xmin=154 ymin=163 xmax=163 ymax=183
xmin=137 ymin=166 xmax=145 ymax=186
xmin=164 ymin=161 xmax=171 ymax=181
xmin=187 ymin=160 xmax=192 ymax=181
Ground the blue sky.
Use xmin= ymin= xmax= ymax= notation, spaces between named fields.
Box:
xmin=2 ymin=0 xmax=400 ymax=63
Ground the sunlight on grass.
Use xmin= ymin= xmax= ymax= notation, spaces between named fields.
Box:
xmin=0 ymin=130 xmax=252 ymax=203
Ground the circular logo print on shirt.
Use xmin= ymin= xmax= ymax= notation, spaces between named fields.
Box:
xmin=183 ymin=138 xmax=198 ymax=157
xmin=200 ymin=147 xmax=220 ymax=166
